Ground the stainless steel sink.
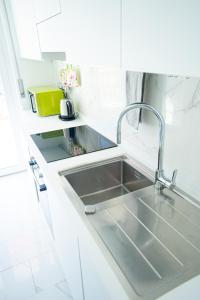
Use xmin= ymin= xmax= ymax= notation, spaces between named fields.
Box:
xmin=60 ymin=156 xmax=200 ymax=299
xmin=61 ymin=156 xmax=152 ymax=212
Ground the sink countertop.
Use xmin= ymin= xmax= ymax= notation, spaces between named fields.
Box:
xmin=88 ymin=185 xmax=200 ymax=299
xmin=22 ymin=109 xmax=200 ymax=300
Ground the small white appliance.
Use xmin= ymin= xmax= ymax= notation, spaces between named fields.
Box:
xmin=59 ymin=99 xmax=75 ymax=121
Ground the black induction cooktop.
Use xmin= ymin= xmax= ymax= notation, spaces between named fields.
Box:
xmin=31 ymin=125 xmax=117 ymax=163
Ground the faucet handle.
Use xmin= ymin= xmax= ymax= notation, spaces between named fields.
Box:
xmin=156 ymin=169 xmax=178 ymax=190
xmin=165 ymin=169 xmax=178 ymax=189
xmin=172 ymin=169 xmax=178 ymax=184
xmin=168 ymin=169 xmax=178 ymax=189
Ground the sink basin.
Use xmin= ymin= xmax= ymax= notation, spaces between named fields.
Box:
xmin=61 ymin=156 xmax=153 ymax=211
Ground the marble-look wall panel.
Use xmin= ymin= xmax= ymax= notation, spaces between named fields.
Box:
xmin=53 ymin=62 xmax=125 ymax=137
xmin=53 ymin=61 xmax=200 ymax=201
xmin=125 ymin=73 xmax=200 ymax=201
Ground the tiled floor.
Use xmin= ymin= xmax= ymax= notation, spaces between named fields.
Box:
xmin=0 ymin=171 xmax=73 ymax=300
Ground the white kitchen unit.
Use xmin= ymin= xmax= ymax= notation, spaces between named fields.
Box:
xmin=122 ymin=0 xmax=200 ymax=76
xmin=26 ymin=120 xmax=133 ymax=300
xmin=33 ymin=0 xmax=61 ymax=24
xmin=10 ymin=0 xmax=41 ymax=60
xmin=12 ymin=0 xmax=121 ymax=66
xmin=24 ymin=108 xmax=200 ymax=300
xmin=10 ymin=0 xmax=63 ymax=60
xmin=37 ymin=0 xmax=121 ymax=66
xmin=79 ymin=236 xmax=112 ymax=300
xmin=10 ymin=0 xmax=200 ymax=72
xmin=48 ymin=192 xmax=113 ymax=300
xmin=44 ymin=174 xmax=132 ymax=300
xmin=59 ymin=0 xmax=121 ymax=66
xmin=37 ymin=14 xmax=66 ymax=53
xmin=47 ymin=183 xmax=84 ymax=300
xmin=28 ymin=157 xmax=54 ymax=235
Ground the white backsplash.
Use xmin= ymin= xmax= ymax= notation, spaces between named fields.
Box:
xmin=20 ymin=59 xmax=56 ymax=110
xmin=53 ymin=62 xmax=200 ymax=201
xmin=142 ymin=74 xmax=200 ymax=200
xmin=53 ymin=62 xmax=125 ymax=136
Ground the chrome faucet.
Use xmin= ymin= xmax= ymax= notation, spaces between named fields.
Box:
xmin=117 ymin=102 xmax=177 ymax=190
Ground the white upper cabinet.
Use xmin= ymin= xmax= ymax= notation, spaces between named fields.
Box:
xmin=37 ymin=14 xmax=65 ymax=53
xmin=10 ymin=0 xmax=200 ymax=72
xmin=122 ymin=0 xmax=200 ymax=76
xmin=10 ymin=0 xmax=41 ymax=60
xmin=60 ymin=0 xmax=121 ymax=66
xmin=13 ymin=0 xmax=121 ymax=65
xmin=33 ymin=0 xmax=61 ymax=24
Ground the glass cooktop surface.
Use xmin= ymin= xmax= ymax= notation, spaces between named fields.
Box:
xmin=31 ymin=125 xmax=117 ymax=163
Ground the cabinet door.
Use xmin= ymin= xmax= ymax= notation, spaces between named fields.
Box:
xmin=37 ymin=14 xmax=65 ymax=52
xmin=79 ymin=237 xmax=111 ymax=300
xmin=47 ymin=186 xmax=84 ymax=300
xmin=122 ymin=0 xmax=200 ymax=76
xmin=37 ymin=187 xmax=54 ymax=236
xmin=33 ymin=0 xmax=61 ymax=24
xmin=61 ymin=0 xmax=121 ymax=66
xmin=10 ymin=0 xmax=41 ymax=60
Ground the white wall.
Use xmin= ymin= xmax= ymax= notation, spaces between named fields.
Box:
xmin=19 ymin=58 xmax=56 ymax=109
xmin=53 ymin=61 xmax=200 ymax=201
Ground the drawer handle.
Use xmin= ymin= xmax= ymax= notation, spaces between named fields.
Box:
xmin=29 ymin=159 xmax=47 ymax=192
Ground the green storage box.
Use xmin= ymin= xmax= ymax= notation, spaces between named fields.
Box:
xmin=28 ymin=86 xmax=64 ymax=117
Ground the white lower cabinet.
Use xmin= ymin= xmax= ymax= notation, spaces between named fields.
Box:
xmin=79 ymin=237 xmax=112 ymax=300
xmin=47 ymin=185 xmax=84 ymax=300
xmin=48 ymin=185 xmax=112 ymax=300
xmin=47 ymin=184 xmax=129 ymax=300
xmin=56 ymin=232 xmax=83 ymax=300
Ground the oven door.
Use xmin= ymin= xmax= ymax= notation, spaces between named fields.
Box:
xmin=29 ymin=158 xmax=53 ymax=236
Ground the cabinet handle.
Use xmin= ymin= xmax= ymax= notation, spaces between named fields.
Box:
xmin=29 ymin=159 xmax=36 ymax=166
xmin=38 ymin=184 xmax=47 ymax=192
xmin=29 ymin=159 xmax=47 ymax=192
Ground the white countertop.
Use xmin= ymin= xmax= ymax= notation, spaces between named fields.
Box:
xmin=21 ymin=109 xmax=200 ymax=300
xmin=20 ymin=109 xmax=84 ymax=135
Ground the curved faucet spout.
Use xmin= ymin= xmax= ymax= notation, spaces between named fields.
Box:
xmin=116 ymin=102 xmax=177 ymax=190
